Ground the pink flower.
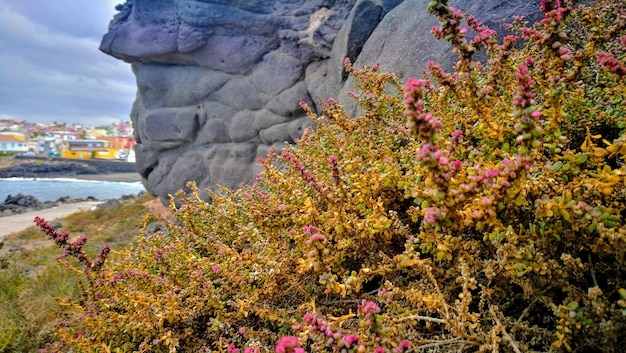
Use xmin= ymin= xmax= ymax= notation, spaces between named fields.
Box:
xmin=484 ymin=168 xmax=500 ymax=178
xmin=358 ymin=300 xmax=381 ymax=318
xmin=596 ymin=51 xmax=626 ymax=76
xmin=305 ymin=233 xmax=328 ymax=245
xmin=302 ymin=312 xmax=316 ymax=323
xmin=275 ymin=336 xmax=303 ymax=353
xmin=423 ymin=207 xmax=441 ymax=225
xmin=450 ymin=129 xmax=463 ymax=141
xmin=404 ymin=77 xmax=425 ymax=93
xmin=395 ymin=340 xmax=410 ymax=352
xmin=341 ymin=335 xmax=360 ymax=347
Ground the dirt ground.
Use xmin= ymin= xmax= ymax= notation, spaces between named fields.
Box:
xmin=143 ymin=198 xmax=172 ymax=219
xmin=0 ymin=157 xmax=14 ymax=169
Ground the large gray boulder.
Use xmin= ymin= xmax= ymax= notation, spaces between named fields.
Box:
xmin=101 ymin=0 xmax=546 ymax=203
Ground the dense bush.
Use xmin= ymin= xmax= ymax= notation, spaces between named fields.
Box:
xmin=38 ymin=0 xmax=625 ymax=352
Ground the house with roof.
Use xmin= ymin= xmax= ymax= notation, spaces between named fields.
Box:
xmin=0 ymin=133 xmax=28 ymax=153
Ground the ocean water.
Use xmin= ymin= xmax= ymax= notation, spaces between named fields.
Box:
xmin=0 ymin=178 xmax=146 ymax=203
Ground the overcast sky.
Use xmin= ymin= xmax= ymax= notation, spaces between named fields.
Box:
xmin=0 ymin=0 xmax=136 ymax=126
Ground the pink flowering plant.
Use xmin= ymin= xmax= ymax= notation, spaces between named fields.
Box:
xmin=39 ymin=0 xmax=625 ymax=352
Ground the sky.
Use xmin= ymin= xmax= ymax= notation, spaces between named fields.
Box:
xmin=0 ymin=0 xmax=137 ymax=126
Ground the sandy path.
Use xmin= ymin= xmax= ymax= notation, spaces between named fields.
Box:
xmin=0 ymin=201 xmax=104 ymax=239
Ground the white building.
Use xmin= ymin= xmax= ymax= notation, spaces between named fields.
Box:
xmin=0 ymin=133 xmax=28 ymax=153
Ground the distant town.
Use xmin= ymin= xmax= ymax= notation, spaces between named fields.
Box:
xmin=0 ymin=118 xmax=136 ymax=162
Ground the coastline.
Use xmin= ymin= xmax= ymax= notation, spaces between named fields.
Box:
xmin=0 ymin=157 xmax=144 ymax=183
xmin=0 ymin=154 xmax=145 ymax=183
xmin=0 ymin=158 xmax=150 ymax=236
xmin=0 ymin=174 xmax=149 ymax=239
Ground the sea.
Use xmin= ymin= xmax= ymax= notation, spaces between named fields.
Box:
xmin=0 ymin=178 xmax=146 ymax=203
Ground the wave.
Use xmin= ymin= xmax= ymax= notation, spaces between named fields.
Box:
xmin=0 ymin=178 xmax=146 ymax=203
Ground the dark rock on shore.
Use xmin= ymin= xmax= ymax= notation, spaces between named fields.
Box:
xmin=2 ymin=193 xmax=44 ymax=216
xmin=0 ymin=193 xmax=99 ymax=218
xmin=0 ymin=192 xmax=144 ymax=218
xmin=0 ymin=159 xmax=138 ymax=179
xmin=0 ymin=162 xmax=99 ymax=179
xmin=4 ymin=194 xmax=41 ymax=208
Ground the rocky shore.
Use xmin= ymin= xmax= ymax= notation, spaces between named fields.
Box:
xmin=0 ymin=157 xmax=145 ymax=217
xmin=1 ymin=193 xmax=96 ymax=217
xmin=0 ymin=157 xmax=139 ymax=179
xmin=1 ymin=192 xmax=143 ymax=218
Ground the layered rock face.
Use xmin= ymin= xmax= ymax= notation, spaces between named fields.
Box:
xmin=101 ymin=0 xmax=544 ymax=203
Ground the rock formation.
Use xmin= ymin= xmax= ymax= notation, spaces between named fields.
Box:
xmin=101 ymin=0 xmax=547 ymax=203
xmin=0 ymin=193 xmax=95 ymax=217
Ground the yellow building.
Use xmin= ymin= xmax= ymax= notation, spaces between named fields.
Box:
xmin=60 ymin=139 xmax=117 ymax=159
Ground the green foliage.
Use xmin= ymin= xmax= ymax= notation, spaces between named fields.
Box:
xmin=39 ymin=1 xmax=625 ymax=352
xmin=0 ymin=152 xmax=23 ymax=158
xmin=0 ymin=264 xmax=80 ymax=353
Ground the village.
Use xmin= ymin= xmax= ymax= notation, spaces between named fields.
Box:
xmin=0 ymin=118 xmax=136 ymax=162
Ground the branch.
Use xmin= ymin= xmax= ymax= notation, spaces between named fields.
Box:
xmin=490 ymin=306 xmax=522 ymax=353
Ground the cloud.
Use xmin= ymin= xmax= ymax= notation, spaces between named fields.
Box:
xmin=0 ymin=1 xmax=136 ymax=125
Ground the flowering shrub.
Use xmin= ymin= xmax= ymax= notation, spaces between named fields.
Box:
xmin=39 ymin=0 xmax=625 ymax=352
